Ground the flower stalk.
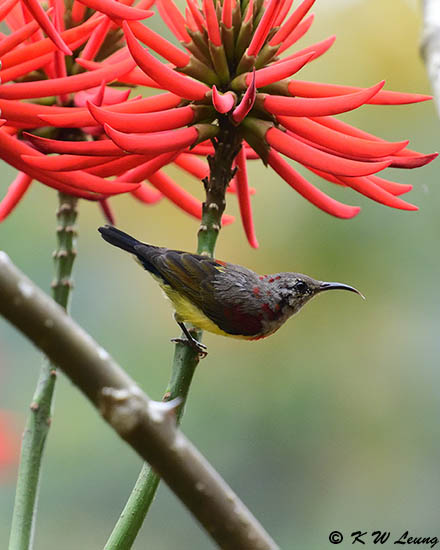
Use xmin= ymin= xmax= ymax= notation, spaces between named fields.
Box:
xmin=8 ymin=192 xmax=78 ymax=550
xmin=105 ymin=121 xmax=242 ymax=550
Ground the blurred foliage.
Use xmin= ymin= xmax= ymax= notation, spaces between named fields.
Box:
xmin=1 ymin=1 xmax=440 ymax=548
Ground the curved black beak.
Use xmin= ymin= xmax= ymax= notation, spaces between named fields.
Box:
xmin=319 ymin=281 xmax=365 ymax=300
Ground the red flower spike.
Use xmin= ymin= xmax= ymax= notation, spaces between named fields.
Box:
xmin=268 ymin=150 xmax=360 ymax=219
xmin=147 ymin=169 xmax=234 ymax=225
xmin=267 ymin=127 xmax=392 ymax=177
xmin=289 ymin=80 xmax=432 ymax=106
xmin=88 ymin=102 xmax=196 ymax=133
xmin=123 ymin=21 xmax=209 ymax=101
xmin=132 ymin=185 xmax=163 ymax=205
xmin=212 ymin=86 xmax=236 ymax=113
xmin=270 ymin=0 xmax=315 ymax=46
xmin=0 ymin=171 xmax=32 ymax=221
xmin=247 ymin=0 xmax=279 ymax=57
xmin=99 ymin=198 xmax=115 ymax=224
xmin=232 ymin=69 xmax=256 ymax=124
xmin=104 ymin=123 xmax=217 ymax=155
xmin=127 ymin=21 xmax=190 ymax=68
xmin=77 ymin=0 xmax=153 ymax=21
xmin=0 ymin=55 xmax=135 ymax=99
xmin=222 ymin=0 xmax=233 ymax=28
xmin=203 ymin=0 xmax=221 ymax=47
xmin=21 ymin=0 xmax=71 ymax=55
xmin=277 ymin=116 xmax=409 ymax=159
xmin=156 ymin=0 xmax=191 ymax=43
xmin=262 ymin=81 xmax=385 ymax=117
xmin=234 ymin=146 xmax=258 ymax=248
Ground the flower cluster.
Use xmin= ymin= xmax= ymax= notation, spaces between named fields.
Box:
xmin=0 ymin=0 xmax=436 ymax=247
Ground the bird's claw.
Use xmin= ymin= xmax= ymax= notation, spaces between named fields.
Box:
xmin=171 ymin=337 xmax=208 ymax=358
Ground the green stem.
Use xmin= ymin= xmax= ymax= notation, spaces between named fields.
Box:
xmin=8 ymin=193 xmax=78 ymax=550
xmin=104 ymin=121 xmax=242 ymax=550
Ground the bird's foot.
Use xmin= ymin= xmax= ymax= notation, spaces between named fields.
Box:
xmin=171 ymin=337 xmax=208 ymax=358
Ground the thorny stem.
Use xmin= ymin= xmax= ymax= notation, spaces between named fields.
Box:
xmin=8 ymin=193 xmax=78 ymax=550
xmin=104 ymin=119 xmax=242 ymax=550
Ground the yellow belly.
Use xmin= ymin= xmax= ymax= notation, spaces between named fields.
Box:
xmin=157 ymin=278 xmax=253 ymax=340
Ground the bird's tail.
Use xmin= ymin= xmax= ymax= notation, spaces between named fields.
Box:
xmin=98 ymin=225 xmax=140 ymax=254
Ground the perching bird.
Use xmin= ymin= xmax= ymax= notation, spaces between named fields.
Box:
xmin=99 ymin=225 xmax=363 ymax=356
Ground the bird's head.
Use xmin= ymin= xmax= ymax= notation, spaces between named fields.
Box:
xmin=277 ymin=273 xmax=364 ymax=314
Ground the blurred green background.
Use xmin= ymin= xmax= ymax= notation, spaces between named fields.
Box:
xmin=2 ymin=0 xmax=440 ymax=548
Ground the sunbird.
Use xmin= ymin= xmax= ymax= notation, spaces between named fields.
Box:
xmin=99 ymin=226 xmax=363 ymax=356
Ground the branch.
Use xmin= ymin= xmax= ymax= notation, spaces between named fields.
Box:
xmin=421 ymin=0 xmax=440 ymax=116
xmin=0 ymin=251 xmax=279 ymax=550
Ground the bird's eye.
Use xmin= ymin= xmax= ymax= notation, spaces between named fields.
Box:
xmin=295 ymin=280 xmax=308 ymax=293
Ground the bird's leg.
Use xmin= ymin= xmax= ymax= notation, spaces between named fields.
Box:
xmin=171 ymin=321 xmax=208 ymax=358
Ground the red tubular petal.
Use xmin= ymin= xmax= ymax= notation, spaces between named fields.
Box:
xmin=0 ymin=56 xmax=135 ymax=99
xmin=77 ymin=0 xmax=153 ymax=20
xmin=39 ymin=93 xmax=181 ymax=127
xmin=123 ymin=21 xmax=209 ymax=101
xmin=127 ymin=21 xmax=189 ymax=68
xmin=221 ymin=0 xmax=233 ymax=28
xmin=0 ymin=51 xmax=53 ymax=84
xmin=212 ymin=86 xmax=235 ymax=113
xmin=147 ymin=169 xmax=234 ymax=225
xmin=263 ymin=81 xmax=385 ymax=117
xmin=232 ymin=70 xmax=256 ymax=123
xmin=1 ymin=15 xmax=104 ymax=69
xmin=132 ymin=184 xmax=163 ymax=204
xmin=189 ymin=143 xmax=260 ymax=159
xmin=274 ymin=0 xmax=294 ymax=27
xmin=234 ymin=147 xmax=258 ymax=248
xmin=174 ymin=153 xmax=209 ymax=180
xmin=99 ymin=199 xmax=115 ymax=224
xmin=248 ymin=52 xmax=314 ymax=88
xmin=244 ymin=0 xmax=253 ymax=23
xmin=278 ymin=34 xmax=335 ymax=60
xmin=0 ymin=172 xmax=32 ymax=221
xmin=367 ymin=175 xmax=412 ymax=196
xmin=278 ymin=116 xmax=408 ymax=159
xmin=79 ymin=17 xmax=111 ymax=61
xmin=0 ymin=0 xmax=18 ymax=21
xmin=117 ymin=151 xmax=176 ymax=182
xmin=0 ymin=17 xmax=40 ymax=56
xmin=0 ymin=130 xmax=134 ymax=196
xmin=21 ymin=0 xmax=71 ymax=55
xmin=104 ymin=124 xmax=199 ymax=155
xmin=288 ymin=80 xmax=433 ymax=105
xmin=87 ymin=154 xmax=152 ymax=177
xmin=21 ymin=153 xmax=120 ymax=171
xmin=26 ymin=133 xmax=124 ymax=156
xmin=88 ymin=102 xmax=194 ymax=133
xmin=71 ymin=0 xmax=86 ymax=23
xmin=187 ymin=0 xmax=205 ymax=32
xmin=185 ymin=6 xmax=198 ymax=31
xmin=337 ymin=175 xmax=417 ymax=210
xmin=270 ymin=0 xmax=315 ymax=45
xmin=267 ymin=150 xmax=360 ymax=219
xmin=247 ymin=0 xmax=279 ymax=57
xmin=279 ymin=14 xmax=315 ymax=52
xmin=388 ymin=153 xmax=438 ymax=168
xmin=156 ymin=0 xmax=191 ymax=43
xmin=203 ymin=0 xmax=221 ymax=46
xmin=267 ymin=127 xmax=391 ymax=177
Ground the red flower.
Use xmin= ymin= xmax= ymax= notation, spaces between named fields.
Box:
xmin=0 ymin=0 xmax=436 ymax=247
